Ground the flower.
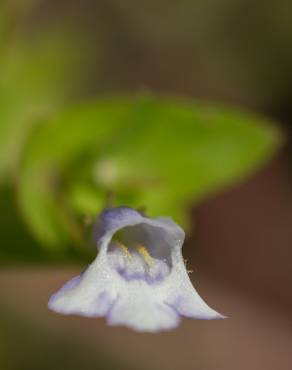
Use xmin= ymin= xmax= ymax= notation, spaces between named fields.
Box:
xmin=48 ymin=206 xmax=224 ymax=332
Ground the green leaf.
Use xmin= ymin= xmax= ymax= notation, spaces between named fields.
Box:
xmin=0 ymin=29 xmax=89 ymax=181
xmin=18 ymin=94 xmax=281 ymax=248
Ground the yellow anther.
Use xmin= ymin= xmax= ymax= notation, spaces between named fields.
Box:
xmin=136 ymin=244 xmax=153 ymax=266
xmin=113 ymin=239 xmax=132 ymax=260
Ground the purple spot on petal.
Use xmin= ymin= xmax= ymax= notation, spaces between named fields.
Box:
xmin=116 ymin=267 xmax=165 ymax=284
xmin=105 ymin=295 xmax=120 ymax=323
xmin=102 ymin=207 xmax=141 ymax=222
xmin=94 ymin=291 xmax=117 ymax=316
xmin=164 ymin=296 xmax=185 ymax=317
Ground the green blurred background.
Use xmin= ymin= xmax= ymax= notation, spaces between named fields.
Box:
xmin=1 ymin=1 xmax=292 ymax=369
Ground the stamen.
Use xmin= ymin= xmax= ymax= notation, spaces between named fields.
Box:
xmin=136 ymin=244 xmax=153 ymax=266
xmin=113 ymin=239 xmax=132 ymax=260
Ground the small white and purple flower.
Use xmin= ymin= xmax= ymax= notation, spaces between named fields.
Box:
xmin=49 ymin=206 xmax=225 ymax=332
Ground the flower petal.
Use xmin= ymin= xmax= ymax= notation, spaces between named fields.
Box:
xmin=167 ymin=288 xmax=225 ymax=320
xmin=93 ymin=207 xmax=143 ymax=244
xmin=163 ymin=256 xmax=225 ymax=319
xmin=107 ymin=287 xmax=180 ymax=332
xmin=48 ymin=206 xmax=226 ymax=332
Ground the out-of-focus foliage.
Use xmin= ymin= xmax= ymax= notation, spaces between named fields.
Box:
xmin=0 ymin=0 xmax=282 ymax=260
xmin=0 ymin=1 xmax=89 ymax=181
xmin=18 ymin=94 xmax=280 ymax=249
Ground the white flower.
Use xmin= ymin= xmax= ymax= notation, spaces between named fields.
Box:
xmin=49 ymin=207 xmax=224 ymax=332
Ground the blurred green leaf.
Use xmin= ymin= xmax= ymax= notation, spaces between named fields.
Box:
xmin=0 ymin=186 xmax=91 ymax=264
xmin=0 ymin=28 xmax=89 ymax=181
xmin=18 ymin=94 xmax=281 ymax=248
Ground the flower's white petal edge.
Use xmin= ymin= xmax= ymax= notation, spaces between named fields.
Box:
xmin=48 ymin=207 xmax=225 ymax=332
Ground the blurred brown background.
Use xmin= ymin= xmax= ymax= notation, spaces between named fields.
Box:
xmin=1 ymin=1 xmax=292 ymax=369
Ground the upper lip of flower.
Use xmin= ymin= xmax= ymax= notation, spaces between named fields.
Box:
xmin=94 ymin=206 xmax=184 ymax=242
